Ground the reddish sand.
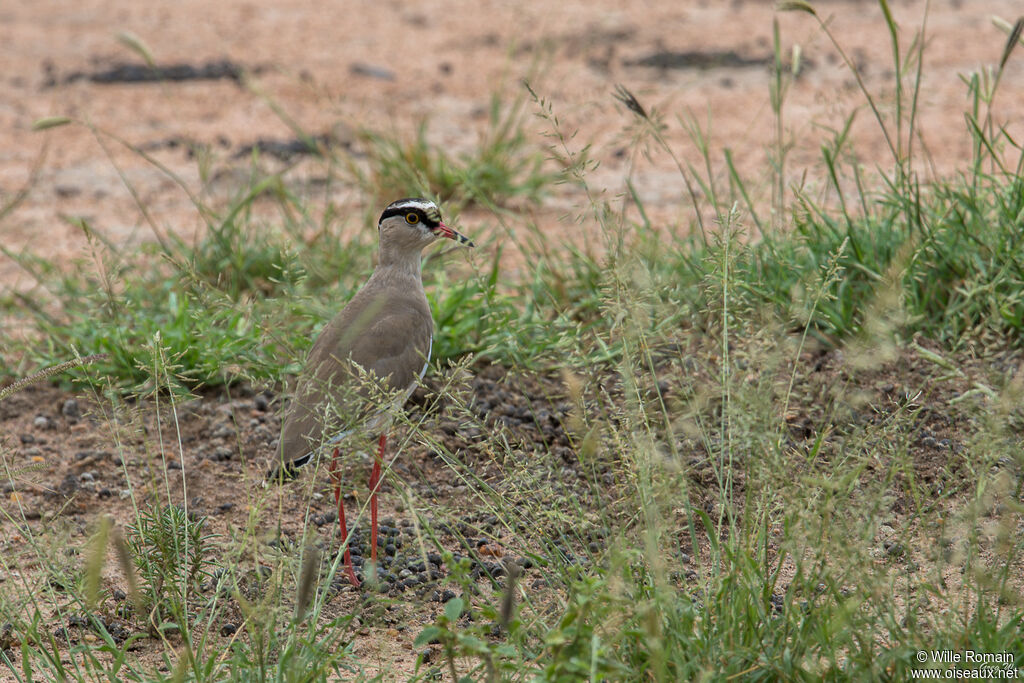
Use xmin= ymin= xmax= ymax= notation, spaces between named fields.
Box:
xmin=1 ymin=0 xmax=1021 ymax=290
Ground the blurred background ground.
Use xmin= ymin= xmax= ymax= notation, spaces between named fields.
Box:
xmin=1 ymin=0 xmax=1022 ymax=292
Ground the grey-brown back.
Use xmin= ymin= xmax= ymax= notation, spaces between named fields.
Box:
xmin=274 ymin=268 xmax=433 ymax=475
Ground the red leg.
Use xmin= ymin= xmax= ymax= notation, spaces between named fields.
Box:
xmin=368 ymin=434 xmax=387 ymax=566
xmin=329 ymin=447 xmax=360 ymax=587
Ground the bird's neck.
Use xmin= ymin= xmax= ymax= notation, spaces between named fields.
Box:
xmin=374 ymin=249 xmax=423 ymax=280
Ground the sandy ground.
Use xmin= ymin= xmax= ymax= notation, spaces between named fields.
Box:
xmin=1 ymin=0 xmax=1023 ymax=294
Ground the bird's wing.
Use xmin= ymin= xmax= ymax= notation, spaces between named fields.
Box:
xmin=267 ymin=298 xmax=431 ymax=484
xmin=347 ymin=309 xmax=433 ymax=394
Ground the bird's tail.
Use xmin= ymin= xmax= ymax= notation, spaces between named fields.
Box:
xmin=262 ymin=451 xmax=314 ymax=488
xmin=262 ymin=428 xmax=356 ymax=488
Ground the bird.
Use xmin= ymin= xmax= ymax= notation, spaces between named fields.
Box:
xmin=265 ymin=198 xmax=474 ymax=587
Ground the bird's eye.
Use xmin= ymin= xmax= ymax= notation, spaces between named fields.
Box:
xmin=406 ymin=213 xmax=420 ymax=224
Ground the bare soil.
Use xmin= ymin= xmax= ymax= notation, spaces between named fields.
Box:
xmin=1 ymin=339 xmax=1020 ymax=677
xmin=0 ymin=363 xmax=579 ymax=678
xmin=2 ymin=0 xmax=1023 ymax=290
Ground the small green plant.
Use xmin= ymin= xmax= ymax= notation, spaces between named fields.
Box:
xmin=359 ymin=93 xmax=553 ymax=207
xmin=124 ymin=504 xmax=214 ymax=631
xmin=539 ymin=574 xmax=632 ymax=681
xmin=414 ymin=594 xmax=519 ymax=682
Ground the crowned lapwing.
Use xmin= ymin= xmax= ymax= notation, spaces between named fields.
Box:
xmin=266 ymin=198 xmax=473 ymax=587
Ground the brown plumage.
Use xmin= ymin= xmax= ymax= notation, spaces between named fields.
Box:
xmin=266 ymin=198 xmax=473 ymax=587
xmin=274 ymin=265 xmax=434 ymax=472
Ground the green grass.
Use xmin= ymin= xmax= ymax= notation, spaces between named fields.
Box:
xmin=354 ymin=93 xmax=555 ymax=209
xmin=2 ymin=3 xmax=1024 ymax=681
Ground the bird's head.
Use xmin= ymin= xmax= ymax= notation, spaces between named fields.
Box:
xmin=377 ymin=198 xmax=474 ymax=254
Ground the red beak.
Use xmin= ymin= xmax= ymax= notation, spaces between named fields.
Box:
xmin=433 ymin=222 xmax=475 ymax=247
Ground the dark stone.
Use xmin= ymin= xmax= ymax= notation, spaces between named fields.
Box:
xmin=209 ymin=447 xmax=233 ymax=462
xmin=350 ymin=62 xmax=396 ymax=80
xmin=58 ymin=59 xmax=257 ymax=86
xmin=61 ymin=399 xmax=81 ymax=420
xmin=313 ymin=512 xmax=337 ymax=527
xmin=107 ymin=622 xmax=130 ymax=642
xmin=234 ymin=134 xmax=337 ymax=161
xmin=884 ymin=540 xmax=905 ymax=557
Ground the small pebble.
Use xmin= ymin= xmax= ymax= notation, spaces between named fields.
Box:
xmin=313 ymin=512 xmax=337 ymax=527
xmin=884 ymin=540 xmax=905 ymax=557
xmin=209 ymin=447 xmax=233 ymax=462
xmin=211 ymin=424 xmax=234 ymax=439
xmin=350 ymin=62 xmax=396 ymax=80
xmin=107 ymin=623 xmax=130 ymax=642
xmin=61 ymin=399 xmax=81 ymax=420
